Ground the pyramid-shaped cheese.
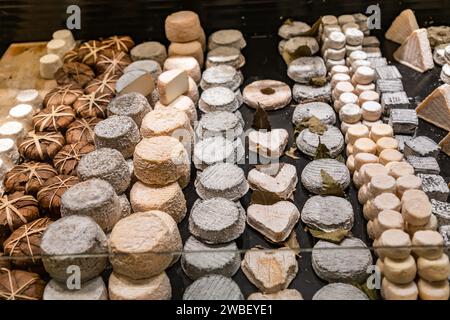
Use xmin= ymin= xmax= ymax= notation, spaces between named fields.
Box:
xmin=416 ymin=84 xmax=450 ymax=131
xmin=385 ymin=9 xmax=419 ymax=44
xmin=393 ymin=29 xmax=434 ymax=73
xmin=439 ymin=132 xmax=450 ymax=157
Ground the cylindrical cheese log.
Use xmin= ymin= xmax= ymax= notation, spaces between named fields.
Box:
xmin=0 ymin=138 xmax=19 ymax=166
xmin=133 ymin=136 xmax=190 ymax=188
xmin=396 ymin=175 xmax=422 ymax=198
xmin=77 ymin=148 xmax=131 ymax=195
xmin=94 ymin=115 xmax=141 ymax=159
xmin=43 ymin=277 xmax=108 ymax=300
xmin=0 ymin=121 xmax=26 ymax=145
xmin=361 ymin=101 xmax=382 ymax=121
xmin=41 ymin=215 xmax=108 ymax=283
xmin=52 ymin=29 xmax=76 ymax=51
xmin=109 ymin=211 xmax=182 ymax=279
xmin=379 ymin=149 xmax=404 ymax=165
xmin=417 ymin=254 xmax=450 ymax=282
xmin=8 ymin=104 xmax=34 ymax=131
xmin=417 ymin=279 xmax=450 ymax=300
xmin=165 ymin=11 xmax=202 ymax=43
xmin=346 ymin=124 xmax=369 ymax=145
xmin=377 ymin=229 xmax=411 ymax=260
xmin=168 ymin=41 xmax=204 ymax=67
xmin=130 ymin=181 xmax=186 ymax=223
xmin=368 ymin=174 xmax=396 ymax=196
xmin=402 ymin=198 xmax=432 ymax=226
xmin=381 ymin=278 xmax=418 ymax=300
xmin=61 ymin=178 xmax=122 ymax=232
xmin=108 ymin=271 xmax=171 ymax=300
xmin=353 ymin=137 xmax=377 ymax=155
xmin=412 ymin=230 xmax=444 ymax=260
xmin=354 ymin=153 xmax=378 ymax=171
xmin=154 ymin=95 xmax=197 ymax=126
xmin=47 ymin=39 xmax=67 ymax=57
xmin=387 ymin=161 xmax=415 ymax=179
xmin=370 ymin=123 xmax=393 ymax=142
xmin=40 ymin=54 xmax=63 ymax=79
xmin=163 ymin=56 xmax=201 ymax=84
xmin=16 ymin=89 xmax=42 ymax=110
xmin=383 ymin=256 xmax=417 ymax=284
xmin=376 ymin=137 xmax=398 ymax=155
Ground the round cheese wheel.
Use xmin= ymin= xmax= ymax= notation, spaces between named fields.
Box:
xmin=335 ymin=93 xmax=359 ymax=112
xmin=402 ymin=198 xmax=432 ymax=226
xmin=339 ymin=103 xmax=361 ymax=123
xmin=358 ymin=90 xmax=379 ymax=105
xmin=345 ymin=28 xmax=364 ymax=46
xmin=374 ymin=209 xmax=404 ymax=238
xmin=377 ymin=229 xmax=411 ymax=260
xmin=383 ymin=255 xmax=417 ymax=284
xmin=412 ymin=230 xmax=444 ymax=260
xmin=364 ymin=193 xmax=401 ymax=220
xmin=361 ymin=101 xmax=382 ymax=121
xmin=376 ymin=137 xmax=398 ymax=155
xmin=333 ymin=81 xmax=354 ymax=100
xmin=381 ymin=278 xmax=418 ymax=300
xmin=406 ymin=214 xmax=438 ymax=237
xmin=346 ymin=124 xmax=369 ymax=144
xmin=165 ymin=11 xmax=202 ymax=43
xmin=417 ymin=254 xmax=449 ymax=282
xmin=396 ymin=175 xmax=422 ymax=198
xmin=379 ymin=149 xmax=404 ymax=165
xmin=353 ymin=137 xmax=376 ymax=155
xmin=370 ymin=123 xmax=393 ymax=142
xmin=401 ymin=189 xmax=429 ymax=206
xmin=352 ymin=66 xmax=375 ymax=85
xmin=387 ymin=161 xmax=415 ymax=179
xmin=108 ymin=271 xmax=171 ymax=300
xmin=368 ymin=174 xmax=396 ymax=196
xmin=360 ymin=163 xmax=389 ymax=185
xmin=325 ymin=31 xmax=346 ymax=49
xmin=417 ymin=279 xmax=450 ymax=300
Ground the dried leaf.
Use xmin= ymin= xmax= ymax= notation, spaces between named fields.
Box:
xmin=335 ymin=154 xmax=346 ymax=164
xmin=284 ymin=230 xmax=301 ymax=257
xmin=281 ymin=45 xmax=313 ymax=64
xmin=283 ymin=18 xmax=294 ymax=26
xmin=251 ymin=104 xmax=271 ymax=131
xmin=285 ymin=145 xmax=300 ymax=159
xmin=320 ymin=169 xmax=345 ymax=197
xmin=294 ymin=116 xmax=326 ymax=136
xmin=299 ymin=17 xmax=322 ymax=37
xmin=308 ymin=227 xmax=351 ymax=243
xmin=354 ymin=282 xmax=378 ymax=300
xmin=314 ymin=141 xmax=329 ymax=160
xmin=250 ymin=190 xmax=282 ymax=205
xmin=310 ymin=76 xmax=327 ymax=87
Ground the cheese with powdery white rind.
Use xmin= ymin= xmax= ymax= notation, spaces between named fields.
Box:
xmin=157 ymin=69 xmax=189 ymax=105
xmin=116 ymin=70 xmax=154 ymax=97
xmin=183 ymin=275 xmax=243 ymax=300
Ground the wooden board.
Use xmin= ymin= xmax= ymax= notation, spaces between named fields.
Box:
xmin=0 ymin=42 xmax=57 ymax=123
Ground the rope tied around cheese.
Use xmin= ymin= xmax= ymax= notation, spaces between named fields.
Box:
xmin=0 ymin=194 xmax=38 ymax=232
xmin=4 ymin=162 xmax=57 ymax=194
xmin=96 ymin=50 xmax=132 ymax=75
xmin=53 ymin=143 xmax=95 ymax=175
xmin=19 ymin=131 xmax=65 ymax=161
xmin=102 ymin=35 xmax=135 ymax=52
xmin=79 ymin=41 xmax=108 ymax=65
xmin=44 ymin=84 xmax=83 ymax=107
xmin=3 ymin=218 xmax=51 ymax=263
xmin=32 ymin=105 xmax=75 ymax=131
xmin=0 ymin=268 xmax=42 ymax=300
xmin=74 ymin=93 xmax=110 ymax=118
xmin=37 ymin=176 xmax=78 ymax=212
xmin=65 ymin=118 xmax=100 ymax=144
xmin=85 ymin=73 xmax=117 ymax=96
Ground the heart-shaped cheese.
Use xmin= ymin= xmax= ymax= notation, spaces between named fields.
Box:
xmin=249 ymin=129 xmax=289 ymax=159
xmin=248 ymin=163 xmax=298 ymax=199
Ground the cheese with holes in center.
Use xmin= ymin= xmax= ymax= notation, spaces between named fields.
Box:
xmin=157 ymin=70 xmax=189 ymax=105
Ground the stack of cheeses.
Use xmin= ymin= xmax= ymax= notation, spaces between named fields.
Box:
xmin=40 ymin=29 xmax=77 ymax=79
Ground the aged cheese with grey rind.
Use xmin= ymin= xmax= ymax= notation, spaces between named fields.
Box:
xmin=123 ymin=60 xmax=162 ymax=81
xmin=247 ymin=163 xmax=298 ymax=200
xmin=181 ymin=236 xmax=240 ymax=280
xmin=189 ymin=197 xmax=245 ymax=244
xmin=292 ymin=102 xmax=336 ymax=126
xmin=301 ymin=195 xmax=354 ymax=235
xmin=206 ymin=46 xmax=245 ymax=69
xmin=415 ymin=84 xmax=450 ymax=131
xmin=301 ymin=159 xmax=351 ymax=194
xmin=248 ymin=129 xmax=289 ymax=159
xmin=195 ymin=111 xmax=244 ymax=141
xmin=292 ymin=83 xmax=332 ymax=103
xmin=296 ymin=125 xmax=344 ymax=158
xmin=200 ymin=65 xmax=243 ymax=92
xmin=368 ymin=57 xmax=387 ymax=68
xmin=278 ymin=21 xmax=311 ymax=39
xmin=247 ymin=201 xmax=300 ymax=242
xmin=109 ymin=211 xmax=182 ymax=279
xmin=195 ymin=163 xmax=249 ymax=201
xmin=431 ymin=199 xmax=450 ymax=227
xmin=118 ymin=194 xmax=132 ymax=219
xmin=433 ymin=44 xmax=448 ymax=66
xmin=312 ymin=283 xmax=369 ymax=300
xmin=376 ymin=79 xmax=404 ymax=94
xmin=393 ymin=29 xmax=434 ymax=73
xmin=382 ymin=92 xmax=410 ymax=115
xmin=208 ymin=29 xmax=246 ymax=50
xmin=77 ymin=148 xmax=131 ymax=194
xmin=183 ymin=275 xmax=243 ymax=300
xmin=395 ymin=135 xmax=413 ymax=153
xmin=193 ymin=136 xmax=244 ymax=170
xmin=44 ymin=277 xmax=108 ymax=300
xmin=439 ymin=225 xmax=450 ymax=258
xmin=130 ymin=41 xmax=167 ymax=66
xmin=94 ymin=115 xmax=141 ymax=159
xmin=61 ymin=178 xmax=122 ymax=232
xmin=130 ymin=181 xmax=186 ymax=223
xmin=287 ymin=57 xmax=326 ymax=84
xmin=108 ymin=271 xmax=171 ymax=300
xmin=375 ymin=65 xmax=402 ymax=80
xmin=41 ymin=215 xmax=108 ymax=283
xmin=241 ymin=247 xmax=298 ymax=294
xmin=418 ymin=174 xmax=449 ymax=202
xmin=116 ymin=70 xmax=154 ymax=97
xmin=248 ymin=289 xmax=303 ymax=300
xmin=199 ymin=87 xmax=240 ymax=113
xmin=404 ymin=136 xmax=440 ymax=158
xmin=312 ymin=237 xmax=373 ymax=284
xmin=406 ymin=156 xmax=440 ymax=175
xmin=389 ymin=108 xmax=418 ymax=135
xmin=108 ymin=92 xmax=152 ymax=127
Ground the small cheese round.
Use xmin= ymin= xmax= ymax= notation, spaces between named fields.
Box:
xmin=341 ymin=121 xmax=361 ymax=135
xmin=154 ymin=95 xmax=197 ymax=126
xmin=333 ymin=81 xmax=354 ymax=100
xmin=9 ymin=104 xmax=34 ymax=131
xmin=375 ymin=209 xmax=404 ymax=237
xmin=0 ymin=121 xmax=26 ymax=145
xmin=377 ymin=229 xmax=411 ymax=260
xmin=335 ymin=92 xmax=358 ymax=111
xmin=345 ymin=44 xmax=363 ymax=55
xmin=360 ymin=163 xmax=389 ymax=185
xmin=358 ymin=184 xmax=372 ymax=205
xmin=346 ymin=124 xmax=369 ymax=145
xmin=339 ymin=103 xmax=361 ymax=123
xmin=354 ymin=153 xmax=378 ymax=171
xmin=200 ymin=87 xmax=241 ymax=113
xmin=396 ymin=175 xmax=422 ymax=199
xmin=325 ymin=31 xmax=346 ymax=49
xmin=130 ymin=181 xmax=186 ymax=223
xmin=353 ymin=170 xmax=363 ymax=188
xmin=417 ymin=279 xmax=449 ymax=300
xmin=350 ymin=60 xmax=371 ymax=74
xmin=417 ymin=254 xmax=450 ymax=282
xmin=361 ymin=101 xmax=382 ymax=121
xmin=208 ymin=29 xmax=246 ymax=50
xmin=44 ymin=277 xmax=108 ymax=300
xmin=346 ymin=154 xmax=355 ymax=172
xmin=376 ymin=137 xmax=398 ymax=155
xmin=379 ymin=149 xmax=404 ymax=165
xmin=353 ymin=137 xmax=377 ymax=155
xmin=370 ymin=123 xmax=393 ymax=142
xmin=412 ymin=230 xmax=444 ymax=260
xmin=108 ymin=92 xmax=152 ymax=127
xmin=324 ymin=47 xmax=346 ymax=60
xmin=381 ymin=278 xmax=418 ymax=300
xmin=352 ymin=66 xmax=375 ymax=85
xmin=165 ymin=11 xmax=202 ymax=43
xmin=109 ymin=211 xmax=182 ymax=279
xmin=346 ymin=143 xmax=354 ymax=156
xmin=354 ymin=83 xmax=376 ymax=95
xmin=47 ymin=39 xmax=67 ymax=57
xmin=133 ymin=136 xmax=190 ymax=188
xmin=108 ymin=271 xmax=171 ymax=300
xmin=364 ymin=193 xmax=401 ymax=220
xmin=330 ymin=65 xmax=349 ymax=77
xmin=407 ymin=214 xmax=439 ymax=237
xmin=358 ymin=90 xmax=379 ymax=105
xmin=40 ymin=53 xmax=63 ymax=79
xmin=168 ymin=41 xmax=204 ymax=67
xmin=16 ymin=89 xmax=42 ymax=109
xmin=163 ymin=56 xmax=201 ymax=83
xmin=345 ymin=28 xmax=364 ymax=46
xmin=206 ymin=46 xmax=245 ymax=69
xmin=368 ymin=174 xmax=396 ymax=196
xmin=401 ymin=189 xmax=429 ymax=206
xmin=402 ymin=198 xmax=432 ymax=226
xmin=52 ymin=29 xmax=76 ymax=51
xmin=361 ymin=119 xmax=382 ymax=130
xmin=387 ymin=161 xmax=415 ymax=179
xmin=130 ymin=41 xmax=167 ymax=66
xmin=383 ymin=255 xmax=417 ymax=284
xmin=331 ymin=73 xmax=351 ymax=88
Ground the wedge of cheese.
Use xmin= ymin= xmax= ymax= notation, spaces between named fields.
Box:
xmin=116 ymin=70 xmax=155 ymax=97
xmin=393 ymin=29 xmax=434 ymax=73
xmin=385 ymin=9 xmax=419 ymax=44
xmin=157 ymin=69 xmax=189 ymax=105
xmin=416 ymin=84 xmax=450 ymax=131
xmin=439 ymin=132 xmax=450 ymax=157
